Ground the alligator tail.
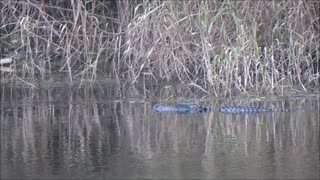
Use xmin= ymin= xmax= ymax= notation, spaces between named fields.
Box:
xmin=217 ymin=106 xmax=297 ymax=114
xmin=272 ymin=108 xmax=299 ymax=112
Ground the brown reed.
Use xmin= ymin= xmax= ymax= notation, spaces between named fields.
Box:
xmin=0 ymin=0 xmax=319 ymax=96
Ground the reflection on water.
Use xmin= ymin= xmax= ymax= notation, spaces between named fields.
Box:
xmin=1 ymin=85 xmax=319 ymax=179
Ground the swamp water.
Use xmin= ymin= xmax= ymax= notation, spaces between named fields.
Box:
xmin=1 ymin=83 xmax=319 ymax=179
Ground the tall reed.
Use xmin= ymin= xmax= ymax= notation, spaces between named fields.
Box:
xmin=123 ymin=0 xmax=319 ymax=95
xmin=1 ymin=0 xmax=319 ymax=95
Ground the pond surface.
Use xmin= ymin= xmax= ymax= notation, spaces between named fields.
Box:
xmin=1 ymin=84 xmax=319 ymax=179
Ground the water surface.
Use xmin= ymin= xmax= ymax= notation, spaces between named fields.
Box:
xmin=1 ymin=85 xmax=319 ymax=179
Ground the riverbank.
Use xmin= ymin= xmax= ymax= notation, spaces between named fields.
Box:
xmin=1 ymin=0 xmax=319 ymax=96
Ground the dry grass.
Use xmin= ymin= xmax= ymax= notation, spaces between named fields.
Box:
xmin=0 ymin=0 xmax=319 ymax=96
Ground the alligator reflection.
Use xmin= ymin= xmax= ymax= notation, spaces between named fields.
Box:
xmin=1 ymin=88 xmax=319 ymax=179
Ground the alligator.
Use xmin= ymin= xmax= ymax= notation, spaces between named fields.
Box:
xmin=152 ymin=102 xmax=296 ymax=114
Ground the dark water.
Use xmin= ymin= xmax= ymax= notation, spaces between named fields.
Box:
xmin=1 ymin=84 xmax=319 ymax=179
